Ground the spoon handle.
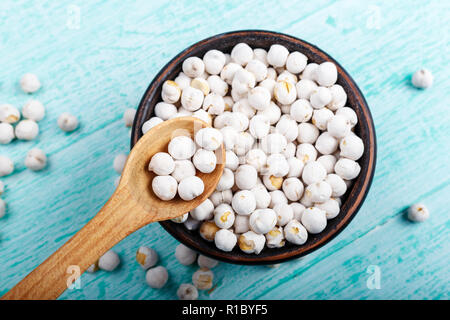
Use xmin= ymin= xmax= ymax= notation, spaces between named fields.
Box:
xmin=1 ymin=186 xmax=145 ymax=300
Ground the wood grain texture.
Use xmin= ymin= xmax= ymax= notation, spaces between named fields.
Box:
xmin=0 ymin=0 xmax=449 ymax=300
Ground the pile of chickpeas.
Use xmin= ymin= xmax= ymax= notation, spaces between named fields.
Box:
xmin=139 ymin=42 xmax=366 ymax=255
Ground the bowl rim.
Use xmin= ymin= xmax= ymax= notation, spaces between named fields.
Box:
xmin=131 ymin=29 xmax=376 ymax=265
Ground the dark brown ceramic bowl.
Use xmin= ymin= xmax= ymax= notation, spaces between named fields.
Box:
xmin=131 ymin=30 xmax=376 ymax=265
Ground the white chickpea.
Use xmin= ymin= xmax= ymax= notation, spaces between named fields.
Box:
xmin=262 ymin=175 xmax=283 ymax=191
xmin=142 ymin=117 xmax=163 ymax=134
xmin=336 ymin=107 xmax=358 ymax=128
xmin=58 ymin=112 xmax=79 ymax=132
xmin=192 ymin=109 xmax=212 ymax=126
xmin=209 ymin=190 xmax=233 ymax=206
xmin=247 ymin=86 xmax=271 ymax=111
xmin=20 ymin=73 xmax=41 ymax=93
xmin=214 ymin=229 xmax=237 ymax=252
xmin=300 ymin=193 xmax=314 ymax=208
xmin=261 ymin=133 xmax=287 ymax=154
xmin=339 ymin=134 xmax=364 ymax=160
xmin=232 ymin=132 xmax=253 ymax=156
xmin=234 ymin=214 xmax=250 ymax=234
xmin=310 ymin=87 xmax=332 ymax=109
xmin=273 ymin=203 xmax=294 ymax=227
xmin=412 ymin=68 xmax=433 ymax=89
xmin=290 ymin=203 xmax=305 ymax=221
xmin=267 ymin=44 xmax=289 ymax=67
xmin=251 ymin=184 xmax=271 ymax=209
xmin=148 ymin=152 xmax=175 ymax=175
xmin=266 ymin=67 xmax=277 ymax=80
xmin=282 ymin=177 xmax=304 ymax=201
xmin=225 ymin=150 xmax=239 ymax=170
xmin=232 ymin=69 xmax=256 ymax=95
xmin=214 ymin=203 xmax=235 ymax=229
xmin=265 ymin=226 xmax=285 ymax=248
xmin=301 ymin=207 xmax=327 ymax=234
xmin=305 ymin=181 xmax=332 ymax=203
xmin=0 ymin=156 xmax=14 ymax=177
xmin=334 ymin=158 xmax=361 ymax=180
xmin=315 ymin=198 xmax=340 ymax=219
xmin=245 ymin=59 xmax=268 ymax=82
xmin=216 ymin=168 xmax=234 ymax=191
xmin=257 ymin=101 xmax=281 ymax=125
xmin=238 ymin=231 xmax=266 ymax=254
xmin=312 ymin=108 xmax=334 ymax=130
xmin=182 ymin=57 xmax=205 ymax=78
xmin=171 ymin=212 xmax=189 ymax=223
xmin=286 ymin=51 xmax=308 ymax=74
xmin=245 ymin=148 xmax=267 ymax=172
xmin=199 ymin=221 xmax=220 ymax=241
xmin=317 ymin=154 xmax=337 ymax=174
xmin=24 ymin=148 xmax=47 ymax=171
xmin=190 ymin=198 xmax=214 ymax=221
xmin=290 ymin=99 xmax=312 ymax=123
xmin=171 ymin=160 xmax=196 ymax=182
xmin=259 ymin=79 xmax=276 ymax=99
xmin=136 ymin=246 xmax=159 ymax=269
xmin=175 ymin=72 xmax=192 ymax=90
xmin=207 ymin=75 xmax=228 ymax=96
xmin=232 ymin=99 xmax=255 ymax=118
xmin=327 ymin=114 xmax=351 ymax=138
xmin=315 ymin=132 xmax=339 ymax=155
xmin=235 ymin=164 xmax=258 ymax=190
xmin=328 ymin=85 xmax=347 ymax=111
xmin=269 ymin=190 xmax=288 ymax=208
xmin=275 ymin=116 xmax=298 ymax=142
xmin=0 ymin=104 xmax=20 ymax=124
xmin=146 ymin=266 xmax=169 ymax=289
xmin=407 ymin=203 xmax=430 ymax=222
xmin=284 ymin=220 xmax=308 ymax=245
xmin=296 ymin=79 xmax=318 ymax=100
xmin=168 ymin=135 xmax=196 ymax=160
xmin=286 ymin=157 xmax=304 ymax=178
xmin=253 ymin=48 xmax=269 ymax=66
xmin=231 ymin=190 xmax=256 ymax=215
xmin=316 ymin=62 xmax=338 ymax=87
xmin=220 ymin=62 xmax=242 ymax=84
xmin=230 ymin=43 xmax=253 ymax=66
xmin=203 ymin=93 xmax=225 ymax=115
xmin=302 ymin=161 xmax=327 ymax=185
xmin=195 ymin=127 xmax=223 ymax=151
xmin=249 ymin=115 xmax=270 ymax=139
xmin=282 ymin=142 xmax=296 ymax=159
xmin=192 ymin=268 xmax=214 ymax=290
xmin=161 ymin=80 xmax=181 ymax=103
xmin=152 ymin=175 xmax=178 ymax=200
xmin=198 ymin=255 xmax=218 ymax=269
xmin=264 ymin=153 xmax=289 ymax=177
xmin=203 ymin=49 xmax=226 ymax=75
xmin=249 ymin=208 xmax=277 ymax=234
xmin=113 ymin=153 xmax=127 ymax=174
xmin=226 ymin=112 xmax=250 ymax=132
xmin=181 ymin=86 xmax=204 ymax=111
xmin=15 ymin=119 xmax=39 ymax=140
xmin=296 ymin=143 xmax=318 ymax=164
xmin=177 ymin=283 xmax=199 ymax=300
xmin=175 ymin=243 xmax=197 ymax=265
xmin=22 ymin=100 xmax=45 ymax=122
xmin=301 ymin=63 xmax=318 ymax=81
xmin=191 ymin=77 xmax=210 ymax=95
xmin=98 ymin=250 xmax=120 ymax=271
xmin=274 ymin=80 xmax=297 ymax=105
xmin=178 ymin=176 xmax=204 ymax=200
xmin=297 ymin=122 xmax=319 ymax=144
xmin=0 ymin=123 xmax=15 ymax=144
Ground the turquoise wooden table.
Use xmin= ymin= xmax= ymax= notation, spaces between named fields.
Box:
xmin=0 ymin=0 xmax=449 ymax=300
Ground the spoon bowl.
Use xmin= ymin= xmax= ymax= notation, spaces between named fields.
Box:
xmin=2 ymin=116 xmax=225 ymax=300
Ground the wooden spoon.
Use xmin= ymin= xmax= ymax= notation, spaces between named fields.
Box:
xmin=1 ymin=116 xmax=225 ymax=300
